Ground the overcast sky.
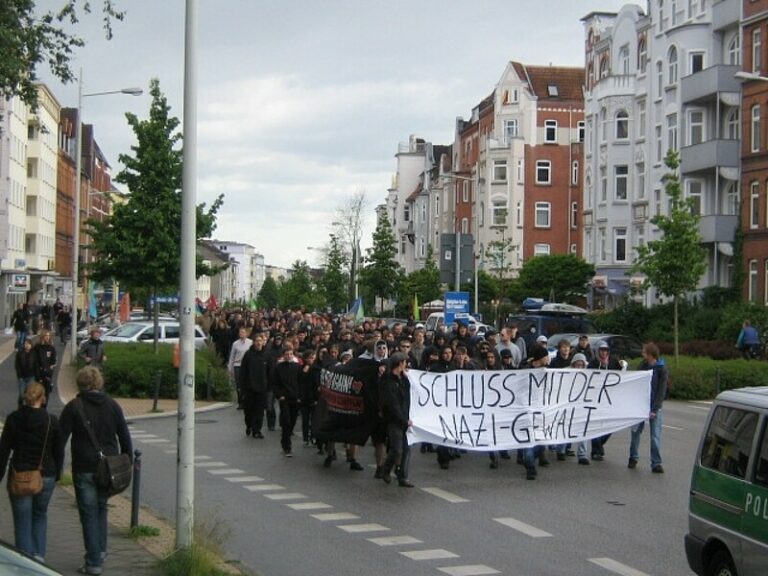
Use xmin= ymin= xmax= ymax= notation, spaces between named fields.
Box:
xmin=38 ymin=0 xmax=632 ymax=269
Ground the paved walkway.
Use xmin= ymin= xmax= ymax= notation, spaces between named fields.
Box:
xmin=0 ymin=333 xmax=240 ymax=575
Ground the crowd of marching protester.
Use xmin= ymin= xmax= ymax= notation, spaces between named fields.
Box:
xmin=202 ymin=308 xmax=668 ymax=485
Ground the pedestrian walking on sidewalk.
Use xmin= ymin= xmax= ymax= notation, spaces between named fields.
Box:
xmin=33 ymin=330 xmax=57 ymax=399
xmin=14 ymin=339 xmax=36 ymax=405
xmin=59 ymin=366 xmax=133 ymax=576
xmin=78 ymin=328 xmax=107 ymax=369
xmin=10 ymin=302 xmax=30 ymax=351
xmin=0 ymin=382 xmax=63 ymax=562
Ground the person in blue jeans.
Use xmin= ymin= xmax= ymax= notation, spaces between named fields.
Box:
xmin=628 ymin=342 xmax=668 ymax=473
xmin=0 ymin=382 xmax=63 ymax=562
xmin=59 ymin=366 xmax=132 ymax=576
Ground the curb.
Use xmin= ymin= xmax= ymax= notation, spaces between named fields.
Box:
xmin=125 ymin=401 xmax=235 ymax=422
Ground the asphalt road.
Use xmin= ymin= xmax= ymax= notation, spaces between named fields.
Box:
xmin=123 ymin=398 xmax=709 ymax=576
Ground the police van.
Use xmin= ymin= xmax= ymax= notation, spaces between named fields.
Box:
xmin=685 ymin=386 xmax=768 ymax=576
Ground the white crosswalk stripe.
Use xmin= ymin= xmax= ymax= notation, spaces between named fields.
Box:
xmin=287 ymin=502 xmax=333 ymax=510
xmin=337 ymin=523 xmax=389 ymax=533
xmin=208 ymin=468 xmax=246 ymax=475
xmin=493 ymin=517 xmax=552 ymax=538
xmin=244 ymin=484 xmax=284 ymax=492
xmin=401 ymin=549 xmax=459 ymax=561
xmin=225 ymin=476 xmax=263 ymax=483
xmin=588 ymin=558 xmax=651 ymax=576
xmin=368 ymin=535 xmax=422 ymax=547
xmin=311 ymin=512 xmax=359 ymax=522
xmin=437 ymin=565 xmax=500 ymax=576
xmin=421 ymin=487 xmax=469 ymax=503
xmin=264 ymin=493 xmax=306 ymax=501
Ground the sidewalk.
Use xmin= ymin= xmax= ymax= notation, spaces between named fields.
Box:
xmin=0 ymin=333 xmax=240 ymax=575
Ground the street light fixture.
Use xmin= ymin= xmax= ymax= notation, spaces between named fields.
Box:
xmin=71 ymin=69 xmax=142 ymax=361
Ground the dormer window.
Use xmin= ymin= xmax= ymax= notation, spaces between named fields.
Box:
xmin=547 ymin=84 xmax=559 ymax=97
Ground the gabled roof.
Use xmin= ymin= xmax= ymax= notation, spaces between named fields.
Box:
xmin=406 ymin=182 xmax=423 ymax=203
xmin=509 ymin=62 xmax=584 ymax=102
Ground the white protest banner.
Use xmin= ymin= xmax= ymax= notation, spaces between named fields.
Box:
xmin=407 ymin=368 xmax=651 ymax=451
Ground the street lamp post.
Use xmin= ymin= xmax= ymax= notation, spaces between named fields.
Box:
xmin=446 ymin=172 xmax=482 ymax=314
xmin=70 ymin=69 xmax=142 ymax=361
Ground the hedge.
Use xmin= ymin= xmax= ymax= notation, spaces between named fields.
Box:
xmin=96 ymin=343 xmax=232 ymax=401
xmin=630 ymin=356 xmax=768 ymax=400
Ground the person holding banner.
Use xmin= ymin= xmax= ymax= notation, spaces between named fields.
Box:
xmin=587 ymin=341 xmax=621 ymax=461
xmin=520 ymin=345 xmax=551 ymax=480
xmin=379 ymin=352 xmax=414 ymax=487
xmin=628 ymin=342 xmax=668 ymax=473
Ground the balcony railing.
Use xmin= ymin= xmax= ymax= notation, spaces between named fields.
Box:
xmin=699 ymin=214 xmax=738 ymax=244
xmin=680 ymin=139 xmax=739 ymax=174
xmin=681 ymin=64 xmax=741 ymax=104
xmin=712 ymin=0 xmax=739 ymax=32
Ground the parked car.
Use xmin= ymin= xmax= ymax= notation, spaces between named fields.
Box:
xmin=423 ymin=312 xmax=491 ymax=337
xmin=101 ymin=321 xmax=208 ymax=349
xmin=685 ymin=386 xmax=768 ymax=576
xmin=76 ymin=313 xmax=174 ymax=343
xmin=0 ymin=539 xmax=62 ymax=575
xmin=507 ymin=313 xmax=597 ymax=349
xmin=546 ymin=333 xmax=644 ymax=360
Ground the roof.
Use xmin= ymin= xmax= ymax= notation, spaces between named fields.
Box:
xmin=509 ymin=62 xmax=584 ymax=102
xmin=717 ymin=387 xmax=768 ymax=410
xmin=405 ymin=182 xmax=423 ymax=203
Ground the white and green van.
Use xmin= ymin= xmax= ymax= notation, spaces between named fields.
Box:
xmin=686 ymin=387 xmax=768 ymax=576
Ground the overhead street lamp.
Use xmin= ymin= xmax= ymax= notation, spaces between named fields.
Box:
xmin=70 ymin=69 xmax=142 ymax=361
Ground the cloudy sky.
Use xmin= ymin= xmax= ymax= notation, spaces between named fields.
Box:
xmin=39 ymin=0 xmax=630 ymax=269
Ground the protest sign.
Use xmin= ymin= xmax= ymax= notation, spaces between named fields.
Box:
xmin=407 ymin=368 xmax=651 ymax=451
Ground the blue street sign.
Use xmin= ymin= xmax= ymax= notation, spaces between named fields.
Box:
xmin=444 ymin=291 xmax=470 ymax=326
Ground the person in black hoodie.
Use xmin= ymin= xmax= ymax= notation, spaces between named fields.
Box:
xmin=59 ymin=366 xmax=132 ymax=576
xmin=379 ymin=352 xmax=413 ymax=487
xmin=238 ymin=332 xmax=269 ymax=438
xmin=587 ymin=340 xmax=622 ymax=462
xmin=298 ymin=349 xmax=320 ymax=447
xmin=0 ymin=382 xmax=63 ymax=562
xmin=273 ymin=345 xmax=302 ymax=456
xmin=33 ymin=330 xmax=57 ymax=399
xmin=14 ymin=339 xmax=36 ymax=405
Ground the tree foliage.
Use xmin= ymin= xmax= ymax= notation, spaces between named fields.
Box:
xmin=510 ymin=254 xmax=595 ymax=304
xmin=359 ymin=213 xmax=403 ymax=313
xmin=87 ymin=79 xmax=223 ymax=294
xmin=279 ymin=260 xmax=321 ymax=311
xmin=318 ymin=234 xmax=349 ymax=313
xmin=1 ymin=1 xmax=123 ymax=109
xmin=256 ymin=276 xmax=280 ymax=310
xmin=402 ymin=244 xmax=441 ymax=304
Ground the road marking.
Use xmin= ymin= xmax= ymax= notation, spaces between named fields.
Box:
xmin=312 ymin=512 xmax=360 ymax=522
xmin=194 ymin=461 xmax=228 ymax=468
xmin=493 ymin=517 xmax=553 ymax=538
xmin=208 ymin=468 xmax=245 ymax=475
xmin=138 ymin=439 xmax=170 ymax=444
xmin=225 ymin=476 xmax=263 ymax=483
xmin=164 ymin=450 xmax=176 ymax=455
xmin=264 ymin=493 xmax=306 ymax=501
xmin=401 ymin=549 xmax=459 ymax=561
xmin=368 ymin=535 xmax=423 ymax=547
xmin=130 ymin=433 xmax=157 ymax=438
xmin=194 ymin=455 xmax=212 ymax=461
xmin=338 ymin=523 xmax=389 ymax=533
xmin=589 ymin=557 xmax=651 ymax=576
xmin=287 ymin=502 xmax=333 ymax=510
xmin=421 ymin=487 xmax=469 ymax=503
xmin=437 ymin=565 xmax=500 ymax=576
xmin=662 ymin=424 xmax=684 ymax=431
xmin=244 ymin=484 xmax=284 ymax=492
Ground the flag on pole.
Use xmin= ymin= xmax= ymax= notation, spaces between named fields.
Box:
xmin=412 ymin=293 xmax=419 ymax=321
xmin=346 ymin=297 xmax=364 ymax=323
xmin=356 ymin=297 xmax=364 ymax=323
xmin=205 ymin=294 xmax=218 ymax=311
xmin=195 ymin=297 xmax=205 ymax=314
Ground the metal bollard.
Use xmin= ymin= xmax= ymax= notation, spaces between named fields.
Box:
xmin=206 ymin=366 xmax=212 ymax=401
xmin=130 ymin=449 xmax=142 ymax=529
xmin=152 ymin=371 xmax=162 ymax=412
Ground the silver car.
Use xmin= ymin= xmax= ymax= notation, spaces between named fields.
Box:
xmin=101 ymin=321 xmax=208 ymax=349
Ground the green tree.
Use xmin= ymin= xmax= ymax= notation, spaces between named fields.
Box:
xmin=1 ymin=1 xmax=123 ymax=109
xmin=256 ymin=276 xmax=280 ymax=310
xmin=631 ymin=150 xmax=707 ymax=360
xmin=319 ymin=234 xmax=349 ymax=313
xmin=359 ymin=213 xmax=402 ymax=313
xmin=403 ymin=244 xmax=441 ymax=305
xmin=510 ymin=254 xmax=595 ymax=304
xmin=280 ymin=260 xmax=321 ymax=311
xmin=87 ymin=79 xmax=223 ymax=309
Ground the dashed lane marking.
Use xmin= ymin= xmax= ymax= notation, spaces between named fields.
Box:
xmin=264 ymin=493 xmax=306 ymax=501
xmin=368 ymin=535 xmax=423 ymax=547
xmin=138 ymin=439 xmax=170 ymax=444
xmin=662 ymin=424 xmax=684 ymax=431
xmin=287 ymin=502 xmax=333 ymax=510
xmin=225 ymin=476 xmax=264 ymax=483
xmin=493 ymin=517 xmax=553 ymax=538
xmin=421 ymin=487 xmax=470 ymax=503
xmin=244 ymin=484 xmax=285 ymax=492
xmin=163 ymin=450 xmax=176 ymax=455
xmin=337 ymin=523 xmax=389 ymax=533
xmin=208 ymin=468 xmax=246 ymax=475
xmin=312 ymin=512 xmax=360 ymax=522
xmin=437 ymin=565 xmax=500 ymax=576
xmin=193 ymin=461 xmax=228 ymax=468
xmin=588 ymin=558 xmax=651 ymax=576
xmin=130 ymin=433 xmax=158 ymax=438
xmin=194 ymin=455 xmax=212 ymax=460
xmin=400 ymin=549 xmax=459 ymax=561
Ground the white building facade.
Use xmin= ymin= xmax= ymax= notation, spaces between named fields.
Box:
xmin=214 ymin=241 xmax=260 ymax=303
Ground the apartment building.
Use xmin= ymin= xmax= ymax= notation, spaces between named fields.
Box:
xmin=582 ymin=1 xmax=740 ymax=309
xmin=213 ymin=240 xmax=263 ymax=302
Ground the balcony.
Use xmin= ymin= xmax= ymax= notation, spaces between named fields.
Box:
xmin=712 ymin=0 xmax=739 ymax=32
xmin=590 ymin=75 xmax=635 ymax=101
xmin=699 ymin=214 xmax=738 ymax=244
xmin=680 ymin=139 xmax=739 ymax=174
xmin=681 ymin=65 xmax=741 ymax=104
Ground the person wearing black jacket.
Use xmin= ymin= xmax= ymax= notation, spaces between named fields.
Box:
xmin=587 ymin=341 xmax=622 ymax=462
xmin=33 ymin=330 xmax=57 ymax=398
xmin=238 ymin=332 xmax=269 ymax=438
xmin=298 ymin=349 xmax=320 ymax=447
xmin=380 ymin=352 xmax=413 ymax=487
xmin=0 ymin=383 xmax=63 ymax=562
xmin=59 ymin=366 xmax=132 ymax=576
xmin=273 ymin=346 xmax=302 ymax=456
xmin=15 ymin=339 xmax=36 ymax=404
xmin=10 ymin=302 xmax=30 ymax=351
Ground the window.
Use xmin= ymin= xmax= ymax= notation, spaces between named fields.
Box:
xmin=545 ymin=120 xmax=557 ymax=143
xmin=751 ymin=182 xmax=760 ymax=228
xmin=667 ymin=113 xmax=678 ymax=152
xmin=619 ymin=45 xmax=630 ymax=74
xmin=637 ymin=162 xmax=646 ymax=199
xmin=725 ymin=182 xmax=739 ymax=216
xmin=656 ymin=61 xmax=663 ymax=99
xmin=635 ymin=225 xmax=645 ymax=256
xmin=461 ymin=218 xmax=469 ymax=234
xmin=403 ymin=205 xmax=411 ymax=222
xmin=750 ymin=260 xmax=759 ymax=301
xmin=577 ymin=121 xmax=585 ymax=142
xmin=727 ymin=33 xmax=740 ymax=66
xmin=599 ymin=228 xmax=607 ymax=261
xmin=700 ymin=406 xmax=759 ymax=480
xmin=503 ymin=88 xmax=519 ymax=104
xmin=668 ymin=46 xmax=678 ymax=85
xmin=688 ymin=0 xmax=699 ymax=18
xmin=690 ymin=51 xmax=705 ymax=74
xmin=655 ymin=125 xmax=663 ymax=162
xmin=586 ymin=169 xmax=593 ymax=208
xmin=726 ymin=108 xmax=740 ymax=140
xmin=615 ymin=110 xmax=629 ymax=139
xmin=504 ymin=119 xmax=519 ymax=142
xmin=571 ymin=201 xmax=578 ymax=228
xmin=400 ymin=238 xmax=406 ymax=255
xmin=435 ymin=197 xmax=440 ymax=216
xmin=534 ymin=244 xmax=551 ymax=256
xmin=637 ymin=99 xmax=646 ymax=138
xmin=615 ymin=165 xmax=629 ymax=200
xmin=547 ymin=84 xmax=559 ymax=97
xmin=418 ymin=238 xmax=426 ymax=258
xmin=600 ymin=167 xmax=607 ymax=202
xmin=493 ymin=160 xmax=508 ymax=182
xmin=687 ymin=180 xmax=703 ymax=216
xmin=599 ymin=58 xmax=609 ymax=79
xmin=600 ymin=107 xmax=607 ymax=142
xmin=659 ymin=0 xmax=667 ymax=32
xmin=753 ymin=29 xmax=762 ymax=74
xmin=516 ymin=159 xmax=523 ymax=183
xmin=572 ymin=161 xmax=579 ymax=186
xmin=463 ymin=181 xmax=470 ymax=203
xmin=638 ymin=38 xmax=648 ymax=74
xmin=516 ymin=201 xmax=522 ymax=227
xmin=752 ymin=105 xmax=761 ymax=152
xmin=420 ymin=202 xmax=427 ymax=223
xmin=614 ymin=228 xmax=627 ymax=262
xmin=492 ymin=201 xmax=507 ymax=226
xmin=688 ymin=110 xmax=704 ymax=145
xmin=536 ymin=160 xmax=552 ymax=184
xmin=756 ymin=419 xmax=768 ymax=487
xmin=654 ymin=187 xmax=662 ymax=217
xmin=535 ymin=202 xmax=551 ymax=228
xmin=671 ymin=0 xmax=679 ymax=25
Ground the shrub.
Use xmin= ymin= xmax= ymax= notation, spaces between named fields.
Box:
xmin=657 ymin=340 xmax=740 ymax=360
xmin=656 ymin=356 xmax=768 ymax=400
xmin=101 ymin=344 xmax=231 ymax=401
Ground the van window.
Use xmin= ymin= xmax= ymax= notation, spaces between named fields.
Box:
xmin=755 ymin=422 xmax=768 ymax=487
xmin=700 ymin=406 xmax=759 ymax=480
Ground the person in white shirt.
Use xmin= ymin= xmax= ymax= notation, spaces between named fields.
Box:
xmin=228 ymin=327 xmax=253 ymax=409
